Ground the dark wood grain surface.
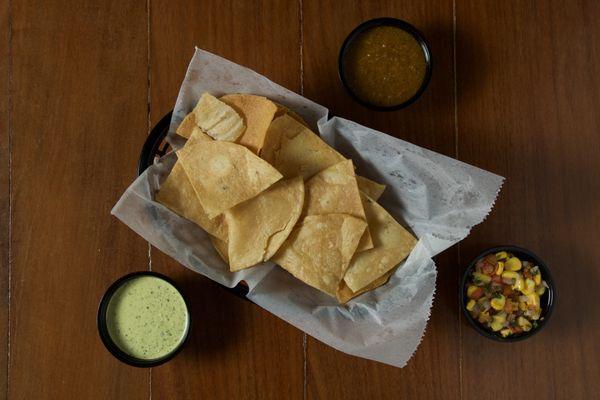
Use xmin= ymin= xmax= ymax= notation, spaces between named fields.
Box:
xmin=457 ymin=1 xmax=600 ymax=398
xmin=7 ymin=0 xmax=150 ymax=398
xmin=2 ymin=0 xmax=599 ymax=399
xmin=0 ymin=0 xmax=9 ymax=397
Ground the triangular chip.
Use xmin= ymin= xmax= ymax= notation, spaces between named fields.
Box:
xmin=177 ymin=111 xmax=224 ymax=144
xmin=343 ymin=194 xmax=417 ymax=292
xmin=356 ymin=176 xmax=386 ymax=201
xmin=272 ymin=214 xmax=366 ymax=297
xmin=304 ymin=160 xmax=373 ymax=251
xmin=155 ymin=162 xmax=227 ymax=241
xmin=225 ymin=177 xmax=304 ymax=271
xmin=273 ymin=102 xmax=310 ymax=128
xmin=187 ymin=126 xmax=213 ymax=145
xmin=177 ymin=141 xmax=282 ymax=218
xmin=337 ymin=265 xmax=398 ymax=303
xmin=261 ymin=114 xmax=344 ymax=179
xmin=210 ymin=235 xmax=229 ymax=264
xmin=193 ymin=93 xmax=245 ymax=141
xmin=220 ymin=94 xmax=277 ymax=154
xmin=176 ymin=112 xmax=197 ymax=138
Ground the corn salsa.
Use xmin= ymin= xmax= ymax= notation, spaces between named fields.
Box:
xmin=465 ymin=252 xmax=548 ymax=337
xmin=342 ymin=25 xmax=427 ymax=107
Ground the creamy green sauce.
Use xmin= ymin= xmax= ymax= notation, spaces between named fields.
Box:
xmin=106 ymin=276 xmax=189 ymax=360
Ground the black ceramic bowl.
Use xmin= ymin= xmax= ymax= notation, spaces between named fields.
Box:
xmin=338 ymin=17 xmax=432 ymax=111
xmin=460 ymin=246 xmax=555 ymax=342
xmin=97 ymin=271 xmax=191 ymax=367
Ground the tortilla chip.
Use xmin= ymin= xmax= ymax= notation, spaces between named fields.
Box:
xmin=155 ymin=162 xmax=227 ymax=241
xmin=261 ymin=114 xmax=344 ymax=179
xmin=336 ymin=266 xmax=397 ymax=303
xmin=176 ymin=112 xmax=197 ymax=138
xmin=193 ymin=93 xmax=245 ymax=141
xmin=304 ymin=160 xmax=373 ymax=251
xmin=225 ymin=177 xmax=304 ymax=271
xmin=343 ymin=194 xmax=417 ymax=292
xmin=220 ymin=94 xmax=277 ymax=154
xmin=356 ymin=176 xmax=386 ymax=201
xmin=187 ymin=126 xmax=213 ymax=145
xmin=210 ymin=235 xmax=229 ymax=263
xmin=177 ymin=141 xmax=282 ymax=218
xmin=272 ymin=214 xmax=366 ymax=297
xmin=273 ymin=102 xmax=310 ymax=128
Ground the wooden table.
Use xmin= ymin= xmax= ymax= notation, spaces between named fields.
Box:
xmin=2 ymin=1 xmax=599 ymax=399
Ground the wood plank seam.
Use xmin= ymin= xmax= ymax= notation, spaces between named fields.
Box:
xmin=5 ymin=0 xmax=12 ymax=397
xmin=299 ymin=1 xmax=308 ymax=399
xmin=452 ymin=1 xmax=464 ymax=399
xmin=147 ymin=0 xmax=153 ymax=399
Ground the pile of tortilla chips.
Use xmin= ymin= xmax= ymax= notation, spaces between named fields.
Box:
xmin=156 ymin=93 xmax=417 ymax=303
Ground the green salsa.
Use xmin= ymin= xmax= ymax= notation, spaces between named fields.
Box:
xmin=106 ymin=276 xmax=189 ymax=360
xmin=343 ymin=25 xmax=427 ymax=107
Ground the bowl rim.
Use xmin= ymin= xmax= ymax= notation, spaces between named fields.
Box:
xmin=338 ymin=17 xmax=433 ymax=111
xmin=460 ymin=245 xmax=556 ymax=342
xmin=97 ymin=271 xmax=192 ymax=367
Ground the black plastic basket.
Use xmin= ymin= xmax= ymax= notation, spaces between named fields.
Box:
xmin=138 ymin=111 xmax=248 ymax=299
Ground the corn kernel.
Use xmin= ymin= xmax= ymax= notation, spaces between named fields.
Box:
xmin=502 ymin=271 xmax=518 ymax=280
xmin=519 ymin=301 xmax=527 ymax=311
xmin=473 ymin=272 xmax=491 ymax=284
xmin=512 ymin=276 xmax=524 ymax=291
xmin=527 ymin=293 xmax=540 ymax=308
xmin=493 ymin=312 xmax=507 ymax=324
xmin=491 ymin=320 xmax=503 ymax=331
xmin=536 ymin=285 xmax=546 ymax=296
xmin=466 ymin=299 xmax=476 ymax=311
xmin=478 ymin=311 xmax=490 ymax=323
xmin=491 ymin=295 xmax=506 ymax=311
xmin=495 ymin=251 xmax=508 ymax=260
xmin=467 ymin=285 xmax=478 ymax=298
xmin=522 ymin=278 xmax=536 ymax=295
xmin=534 ymin=273 xmax=541 ymax=285
xmin=505 ymin=257 xmax=522 ymax=271
xmin=500 ymin=328 xmax=512 ymax=337
xmin=518 ymin=316 xmax=532 ymax=331
xmin=496 ymin=261 xmax=504 ymax=275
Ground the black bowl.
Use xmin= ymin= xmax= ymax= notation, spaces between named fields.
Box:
xmin=338 ymin=17 xmax=432 ymax=111
xmin=460 ymin=246 xmax=556 ymax=342
xmin=97 ymin=271 xmax=191 ymax=367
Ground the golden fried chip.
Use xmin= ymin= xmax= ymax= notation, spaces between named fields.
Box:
xmin=273 ymin=102 xmax=310 ymax=128
xmin=304 ymin=160 xmax=373 ymax=251
xmin=177 ymin=141 xmax=282 ymax=218
xmin=356 ymin=176 xmax=386 ymax=201
xmin=187 ymin=126 xmax=213 ymax=146
xmin=343 ymin=193 xmax=417 ymax=292
xmin=193 ymin=93 xmax=245 ymax=141
xmin=155 ymin=162 xmax=227 ymax=241
xmin=210 ymin=235 xmax=229 ymax=263
xmin=336 ymin=266 xmax=396 ymax=303
xmin=272 ymin=214 xmax=366 ymax=297
xmin=261 ymin=114 xmax=344 ymax=179
xmin=220 ymin=94 xmax=277 ymax=154
xmin=176 ymin=112 xmax=197 ymax=138
xmin=225 ymin=177 xmax=304 ymax=271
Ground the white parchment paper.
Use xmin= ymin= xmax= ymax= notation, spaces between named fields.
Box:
xmin=112 ymin=48 xmax=503 ymax=368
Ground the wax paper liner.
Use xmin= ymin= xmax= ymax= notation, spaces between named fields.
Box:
xmin=112 ymin=48 xmax=503 ymax=368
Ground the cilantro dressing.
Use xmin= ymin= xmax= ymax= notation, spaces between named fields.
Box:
xmin=106 ymin=276 xmax=189 ymax=360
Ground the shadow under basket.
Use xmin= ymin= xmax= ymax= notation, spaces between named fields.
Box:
xmin=138 ymin=110 xmax=249 ymax=299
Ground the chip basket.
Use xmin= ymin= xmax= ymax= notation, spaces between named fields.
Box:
xmin=138 ymin=111 xmax=249 ymax=299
